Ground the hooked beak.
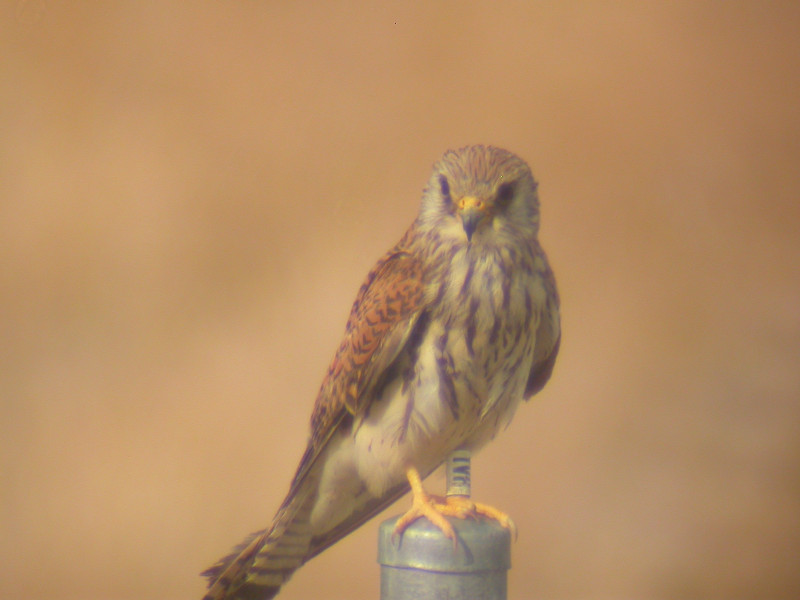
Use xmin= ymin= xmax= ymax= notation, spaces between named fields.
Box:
xmin=458 ymin=196 xmax=485 ymax=242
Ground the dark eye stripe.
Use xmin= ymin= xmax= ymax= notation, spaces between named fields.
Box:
xmin=439 ymin=174 xmax=451 ymax=203
xmin=496 ymin=181 xmax=515 ymax=207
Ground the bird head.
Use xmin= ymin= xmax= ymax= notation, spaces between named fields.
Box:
xmin=419 ymin=145 xmax=540 ymax=246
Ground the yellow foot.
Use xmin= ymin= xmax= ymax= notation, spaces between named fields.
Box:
xmin=392 ymin=467 xmax=456 ymax=544
xmin=435 ymin=494 xmax=518 ymax=541
xmin=392 ymin=466 xmax=518 ymax=547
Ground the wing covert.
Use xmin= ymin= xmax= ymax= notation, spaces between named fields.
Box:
xmin=524 ymin=264 xmax=560 ymax=399
xmin=288 ymin=241 xmax=428 ymax=495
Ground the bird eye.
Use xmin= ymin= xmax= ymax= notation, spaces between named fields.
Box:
xmin=496 ymin=181 xmax=516 ymax=207
xmin=439 ymin=174 xmax=451 ymax=203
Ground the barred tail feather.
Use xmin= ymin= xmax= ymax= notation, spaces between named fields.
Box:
xmin=202 ymin=486 xmax=317 ymax=600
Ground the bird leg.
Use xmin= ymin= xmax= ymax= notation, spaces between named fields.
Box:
xmin=391 ymin=461 xmax=517 ymax=545
xmin=392 ymin=465 xmax=457 ymax=544
xmin=441 ymin=449 xmax=517 ymax=539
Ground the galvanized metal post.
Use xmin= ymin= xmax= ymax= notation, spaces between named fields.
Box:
xmin=377 ymin=450 xmax=511 ymax=600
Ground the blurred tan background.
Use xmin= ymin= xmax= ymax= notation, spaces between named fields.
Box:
xmin=1 ymin=2 xmax=799 ymax=599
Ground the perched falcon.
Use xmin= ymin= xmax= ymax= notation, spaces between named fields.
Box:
xmin=202 ymin=145 xmax=561 ymax=600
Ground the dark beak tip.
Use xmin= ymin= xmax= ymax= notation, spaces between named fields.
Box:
xmin=461 ymin=213 xmax=479 ymax=242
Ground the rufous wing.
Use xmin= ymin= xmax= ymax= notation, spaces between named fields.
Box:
xmin=287 ymin=236 xmax=429 ymax=499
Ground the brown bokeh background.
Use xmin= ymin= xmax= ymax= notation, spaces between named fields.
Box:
xmin=2 ymin=2 xmax=799 ymax=599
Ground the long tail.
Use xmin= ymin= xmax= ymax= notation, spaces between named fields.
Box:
xmin=202 ymin=462 xmax=414 ymax=600
xmin=202 ymin=483 xmax=317 ymax=600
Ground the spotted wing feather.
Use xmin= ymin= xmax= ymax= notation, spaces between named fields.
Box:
xmin=288 ymin=231 xmax=428 ymax=497
xmin=203 ymin=233 xmax=429 ymax=600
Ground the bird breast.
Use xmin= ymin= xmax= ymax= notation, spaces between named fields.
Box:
xmin=431 ymin=243 xmax=543 ymax=421
xmin=353 ymin=242 xmax=544 ymax=494
xmin=309 ymin=240 xmax=546 ymax=534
